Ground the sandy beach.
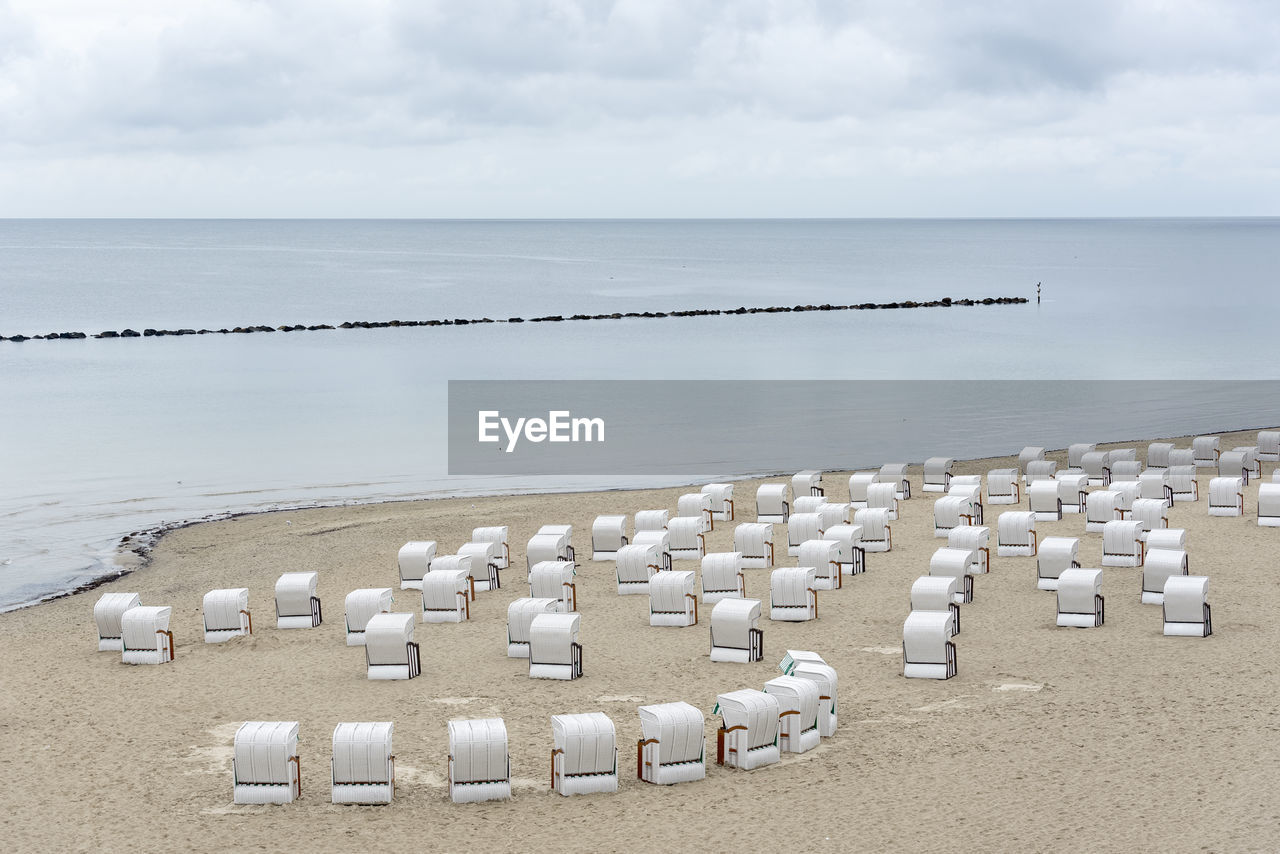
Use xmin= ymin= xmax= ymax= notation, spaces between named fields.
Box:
xmin=3 ymin=428 xmax=1279 ymax=853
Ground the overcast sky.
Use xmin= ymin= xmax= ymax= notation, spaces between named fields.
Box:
xmin=1 ymin=0 xmax=1277 ymax=217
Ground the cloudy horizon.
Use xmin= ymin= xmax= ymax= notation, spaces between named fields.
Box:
xmin=1 ymin=0 xmax=1277 ymax=218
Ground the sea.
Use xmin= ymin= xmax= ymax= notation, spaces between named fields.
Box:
xmin=2 ymin=218 xmax=1278 ymax=610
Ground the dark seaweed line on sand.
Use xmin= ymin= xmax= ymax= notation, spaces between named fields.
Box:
xmin=0 ymin=296 xmax=1027 ymax=342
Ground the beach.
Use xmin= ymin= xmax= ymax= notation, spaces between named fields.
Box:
xmin=3 ymin=428 xmax=1278 ymax=853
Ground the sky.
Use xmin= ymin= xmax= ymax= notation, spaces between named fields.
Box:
xmin=0 ymin=0 xmax=1277 ymax=217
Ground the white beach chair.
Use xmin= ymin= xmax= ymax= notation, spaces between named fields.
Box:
xmin=275 ymin=572 xmax=321 ymax=629
xmin=1102 ymin=520 xmax=1145 ymax=567
xmin=550 ymin=713 xmax=617 ymax=797
xmin=677 ymin=492 xmax=714 ymax=533
xmin=929 ymin=547 xmax=975 ymax=604
xmin=1192 ymin=436 xmax=1220 ymax=468
xmin=997 ymin=511 xmax=1037 ymax=556
xmin=786 ymin=512 xmax=825 ymax=557
xmin=816 ymin=501 xmax=851 ymax=530
xmin=1056 ymin=568 xmax=1104 ymax=628
xmin=1139 ymin=469 xmax=1174 ymax=507
xmin=1169 ymin=448 xmax=1196 ymax=468
xmin=470 ymin=526 xmax=509 ymax=569
xmin=866 ymin=482 xmax=899 ymax=520
xmin=923 ymin=457 xmax=954 ymax=492
xmin=668 ymin=517 xmax=706 ymax=561
xmin=429 ymin=554 xmax=476 ymax=601
xmin=1085 ymin=490 xmax=1123 ymax=532
xmin=421 ymin=569 xmax=471 ymax=623
xmin=763 ymin=676 xmax=821 ymax=755
xmin=448 ymin=718 xmax=511 ymax=803
xmin=364 ymin=612 xmax=421 ymax=679
xmin=701 ymin=552 xmax=746 ymax=603
xmin=709 ymin=598 xmax=763 ymax=663
xmin=616 ymin=543 xmax=660 ymax=595
xmin=528 ymin=613 xmax=583 ymax=680
xmin=1028 ymin=479 xmax=1063 ymax=521
xmin=529 ymin=560 xmax=577 ymax=612
xmin=1110 ymin=480 xmax=1141 ymax=518
xmin=457 ymin=541 xmax=502 ymax=592
xmin=1111 ymin=460 xmax=1142 ymax=481
xmin=1258 ymin=483 xmax=1280 ymax=527
xmin=1036 ymin=537 xmax=1080 ymax=591
xmin=634 ymin=509 xmax=670 ymax=532
xmin=948 ymin=481 xmax=984 ymax=524
xmin=702 ymin=483 xmax=735 ymax=521
xmin=789 ymin=659 xmax=838 ymax=737
xmin=792 ymin=470 xmax=824 ymax=498
xmin=331 ymin=722 xmax=394 ymax=805
xmin=1131 ymin=498 xmax=1170 ymax=540
xmin=506 ymin=597 xmax=559 ymax=658
xmin=649 ymin=570 xmax=698 ymax=627
xmin=1112 ymin=448 xmax=1137 ymax=463
xmin=847 ymin=472 xmax=877 ymax=509
xmin=1142 ymin=549 xmax=1189 ymax=605
xmin=343 ymin=587 xmax=392 ymax=645
xmin=1019 ymin=446 xmax=1046 ymax=474
xmin=853 ymin=508 xmax=892 ymax=552
xmin=1163 ymin=576 xmax=1212 ymax=637
xmin=877 ymin=463 xmax=912 ymax=499
xmin=397 ymin=541 xmax=436 ymax=590
xmin=715 ymin=690 xmax=780 ymax=770
xmin=823 ymin=523 xmax=866 ymax=575
xmin=1217 ymin=451 xmax=1252 ymax=484
xmin=120 ymin=605 xmax=175 ymax=665
xmin=1147 ymin=528 xmax=1188 ymax=552
xmin=632 ymin=529 xmax=673 ymax=571
xmin=636 ymin=702 xmax=706 ymax=786
xmin=1068 ymin=443 xmax=1096 ymax=469
xmin=910 ymin=575 xmax=961 ymax=635
xmin=1147 ymin=442 xmax=1174 ymax=469
xmin=1024 ymin=459 xmax=1057 ymax=485
xmin=987 ymin=468 xmax=1021 ymax=504
xmin=799 ymin=539 xmax=842 ymax=590
xmin=1081 ymin=451 xmax=1112 ymax=486
xmin=233 ymin=721 xmax=300 ymax=804
xmin=1232 ymin=446 xmax=1261 ymax=480
xmin=1257 ymin=431 xmax=1280 ymax=462
xmin=734 ymin=522 xmax=775 ymax=568
xmin=793 ymin=496 xmax=825 ymax=516
xmin=590 ymin=515 xmax=628 ymax=561
xmin=756 ymin=483 xmax=791 ymax=523
xmin=769 ymin=567 xmax=817 ymax=622
xmin=94 ymin=591 xmax=140 ymax=651
xmin=1055 ymin=472 xmax=1088 ymax=514
xmin=948 ymin=525 xmax=990 ymax=574
xmin=203 ymin=588 xmax=251 ymax=643
xmin=527 ymin=531 xmax=573 ymax=571
xmin=902 ymin=610 xmax=957 ymax=679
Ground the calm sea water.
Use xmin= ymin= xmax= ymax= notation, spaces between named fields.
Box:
xmin=1 ymin=219 xmax=1278 ymax=610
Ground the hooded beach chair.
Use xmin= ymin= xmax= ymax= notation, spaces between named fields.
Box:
xmin=1081 ymin=451 xmax=1112 ymax=486
xmin=702 ymin=483 xmax=735 ymax=521
xmin=636 ymin=702 xmax=706 ymax=785
xmin=528 ymin=613 xmax=583 ymax=680
xmin=1147 ymin=528 xmax=1187 ymax=552
xmin=1025 ymin=459 xmax=1057 ymax=485
xmin=1217 ymin=451 xmax=1252 ymax=484
xmin=701 ymin=552 xmax=746 ymax=603
xmin=902 ymin=610 xmax=957 ymax=679
xmin=948 ymin=481 xmax=984 ymax=524
xmin=853 ymin=507 xmax=892 ymax=552
xmin=1232 ymin=446 xmax=1261 ymax=479
xmin=1167 ymin=466 xmax=1200 ymax=502
xmin=793 ymin=496 xmax=825 ymax=516
xmin=551 ymin=713 xmax=617 ymax=796
xmin=948 ymin=525 xmax=990 ymax=574
xmin=429 ymin=554 xmax=475 ymax=601
xmin=1110 ymin=480 xmax=1140 ymax=517
xmin=1257 ymin=431 xmax=1280 ymax=462
xmin=715 ymin=689 xmax=780 ymax=770
xmin=934 ymin=494 xmax=976 ymax=535
xmin=1037 ymin=537 xmax=1080 ymax=591
xmin=823 ymin=523 xmax=866 ymax=575
xmin=634 ymin=509 xmax=670 ymax=532
xmin=799 ymin=539 xmax=842 ymax=590
xmin=448 ymin=718 xmax=511 ymax=803
xmin=1019 ymin=446 xmax=1046 ymax=474
xmin=1055 ymin=472 xmax=1088 ymax=514
xmin=769 ymin=567 xmax=817 ymax=622
xmin=343 ymin=587 xmax=393 ymax=645
xmin=1131 ymin=498 xmax=1170 ymax=539
xmin=632 ymin=530 xmax=673 ymax=571
xmin=1163 ymin=576 xmax=1212 ymax=637
xmin=1056 ymin=568 xmax=1104 ymax=627
xmin=786 ymin=512 xmax=825 ymax=556
xmin=710 ymin=598 xmax=763 ymax=663
xmin=923 ymin=457 xmax=954 ymax=492
xmin=203 ymin=588 xmax=251 ymax=643
xmin=529 ymin=561 xmax=577 ymax=612
xmin=1111 ymin=460 xmax=1141 ymax=481
xmin=1142 ymin=549 xmax=1189 ymax=605
xmin=1258 ymin=483 xmax=1280 ymax=526
xmin=1085 ymin=490 xmax=1123 ymax=532
xmin=233 ymin=721 xmax=300 ymax=804
xmin=457 ymin=541 xmax=502 ymax=592
xmin=677 ymin=492 xmax=714 ymax=533
xmin=763 ymin=676 xmax=821 ymax=755
xmin=1169 ymin=449 xmax=1196 ymax=468
xmin=1192 ymin=436 xmax=1220 ymax=468
xmin=1102 ymin=520 xmax=1145 ymax=567
xmin=649 ymin=571 xmax=698 ymax=627
xmin=847 ymin=473 xmax=877 ymax=509
xmin=667 ymin=517 xmax=706 ymax=561
xmin=470 ymin=526 xmax=509 ymax=569
xmin=1139 ymin=469 xmax=1174 ymax=507
xmin=866 ymin=482 xmax=899 ymax=520
xmin=331 ymin=722 xmax=394 ymax=805
xmin=1028 ymin=479 xmax=1063 ymax=521
xmin=590 ymin=515 xmax=628 ymax=561
xmin=421 ymin=570 xmax=471 ymax=623
xmin=781 ymin=653 xmax=838 ymax=737
xmin=987 ymin=468 xmax=1020 ymax=504
xmin=94 ymin=591 xmax=141 ymax=651
xmin=792 ymin=470 xmax=824 ymax=498
xmin=877 ymin=463 xmax=912 ymax=500
xmin=616 ymin=543 xmax=660 ymax=595
xmin=364 ymin=612 xmax=421 ymax=679
xmin=275 ymin=572 xmax=321 ymax=629
xmin=929 ymin=548 xmax=975 ymax=604
xmin=506 ymin=597 xmax=560 ymax=658
xmin=815 ymin=501 xmax=851 ymax=530
xmin=1068 ymin=443 xmax=1096 ymax=469
xmin=1147 ymin=442 xmax=1174 ymax=469
xmin=734 ymin=522 xmax=775 ymax=568
xmin=910 ymin=575 xmax=960 ymax=635
xmin=997 ymin=511 xmax=1037 ymax=556
xmin=757 ymin=483 xmax=791 ymax=523
xmin=120 ymin=605 xmax=174 ymax=665
xmin=397 ymin=541 xmax=436 ymax=590
xmin=527 ymin=531 xmax=573 ymax=570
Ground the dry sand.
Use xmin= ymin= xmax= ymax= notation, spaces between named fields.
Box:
xmin=3 ymin=429 xmax=1279 ymax=853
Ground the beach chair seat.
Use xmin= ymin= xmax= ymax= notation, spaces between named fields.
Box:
xmin=631 ymin=529 xmax=673 ymax=571
xmin=710 ymin=598 xmax=764 ymax=663
xmin=1208 ymin=477 xmax=1245 ymax=516
xmin=470 ymin=526 xmax=510 ymax=569
xmin=421 ymin=570 xmax=471 ymax=623
xmin=1139 ymin=469 xmax=1174 ymax=507
xmin=616 ymin=544 xmax=660 ymax=595
xmin=853 ymin=508 xmax=892 ymax=552
xmin=763 ymin=676 xmax=821 ymax=754
xmin=934 ymin=494 xmax=976 ymax=535
xmin=634 ymin=509 xmax=670 ymax=532
xmin=902 ymin=610 xmax=956 ymax=679
xmin=1142 ymin=549 xmax=1189 ymax=605
xmin=1168 ymin=465 xmax=1200 ymax=502
xmin=1163 ymin=576 xmax=1212 ymax=637
xmin=1131 ymin=498 xmax=1169 ymax=539
xmin=786 ymin=512 xmax=825 ymax=556
xmin=866 ymin=482 xmax=899 ymax=520
xmin=910 ymin=575 xmax=960 ymax=635
xmin=202 ymin=588 xmax=251 ymax=644
xmin=527 ymin=530 xmax=573 ymax=570
xmin=331 ymin=722 xmax=394 ymax=805
xmin=233 ymin=721 xmax=300 ymax=804
xmin=1102 ymin=520 xmax=1145 ymax=566
xmin=343 ymin=587 xmax=392 ymax=645
xmin=275 ymin=572 xmax=321 ymax=629
xmin=1192 ymin=436 xmax=1220 ymax=468
xmin=1081 ymin=451 xmax=1112 ymax=486
xmin=929 ymin=548 xmax=975 ymax=604
xmin=702 ymin=483 xmax=735 ymax=521
xmin=428 ymin=554 xmax=476 ymax=601
xmin=1055 ymin=472 xmax=1088 ymax=514
xmin=120 ymin=605 xmax=174 ymax=665
xmin=649 ymin=571 xmax=698 ymax=627
xmin=551 ymin=713 xmax=617 ymax=797
xmin=397 ymin=541 xmax=436 ymax=590
xmin=769 ymin=567 xmax=817 ymax=622
xmin=1217 ymin=451 xmax=1252 ymax=484
xmin=448 ymin=718 xmax=511 ymax=803
xmin=457 ymin=541 xmax=502 ymax=592
xmin=667 ymin=517 xmax=706 ymax=561
xmin=1257 ymin=431 xmax=1280 ymax=462
xmin=757 ymin=483 xmax=792 ymax=523
xmin=822 ymin=523 xmax=866 ymax=575
xmin=636 ymin=702 xmax=706 ymax=785
xmin=847 ymin=473 xmax=877 ymax=509
xmin=1024 ymin=459 xmax=1057 ymax=485
xmin=947 ymin=525 xmax=990 ymax=573
xmin=528 ymin=613 xmax=583 ymax=680
xmin=799 ymin=539 xmax=842 ymax=590
xmin=365 ymin=612 xmax=421 ymax=679
xmin=877 ymin=463 xmax=911 ymax=499
xmin=506 ymin=597 xmax=560 ymax=658
xmin=987 ymin=468 xmax=1021 ymax=504
xmin=701 ymin=552 xmax=747 ymax=603
xmin=997 ymin=511 xmax=1037 ymax=556
xmin=590 ymin=515 xmax=628 ymax=561
xmin=715 ymin=690 xmax=780 ymax=770
xmin=1085 ymin=490 xmax=1123 ymax=532
xmin=1037 ymin=537 xmax=1080 ymax=591
xmin=1019 ymin=446 xmax=1046 ymax=474
xmin=677 ymin=492 xmax=714 ymax=533
xmin=1258 ymin=483 xmax=1280 ymax=527
xmin=94 ymin=591 xmax=140 ymax=651
xmin=734 ymin=522 xmax=775 ymax=568
xmin=1147 ymin=442 xmax=1173 ymax=469
xmin=1056 ymin=568 xmax=1104 ymax=628
xmin=1028 ymin=479 xmax=1063 ymax=521
xmin=792 ymin=470 xmax=824 ymax=498
xmin=923 ymin=457 xmax=954 ymax=492
xmin=529 ymin=561 xmax=577 ymax=612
